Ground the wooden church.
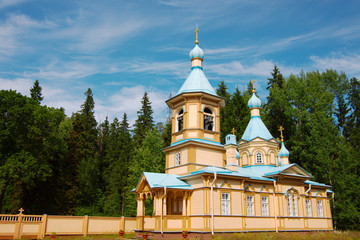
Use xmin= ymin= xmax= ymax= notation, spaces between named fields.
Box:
xmin=133 ymin=30 xmax=333 ymax=239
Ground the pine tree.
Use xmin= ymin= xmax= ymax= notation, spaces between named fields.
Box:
xmin=127 ymin=129 xmax=165 ymax=216
xmin=225 ymin=87 xmax=249 ymax=141
xmin=133 ymin=92 xmax=154 ymax=147
xmin=264 ymin=65 xmax=290 ymax=140
xmin=30 ymin=80 xmax=43 ymax=104
xmin=75 ymin=88 xmax=100 ymax=215
xmin=216 ymin=81 xmax=231 ymax=144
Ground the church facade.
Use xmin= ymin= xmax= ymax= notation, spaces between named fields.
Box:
xmin=133 ymin=33 xmax=333 ymax=238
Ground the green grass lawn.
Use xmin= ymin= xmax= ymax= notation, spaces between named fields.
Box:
xmin=213 ymin=231 xmax=360 ymax=240
xmin=42 ymin=231 xmax=360 ymax=240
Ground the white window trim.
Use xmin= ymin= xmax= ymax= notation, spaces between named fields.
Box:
xmin=256 ymin=152 xmax=263 ymax=163
xmin=261 ymin=196 xmax=269 ymax=216
xmin=317 ymin=200 xmax=323 ymax=217
xmin=246 ymin=195 xmax=254 ymax=216
xmin=221 ymin=193 xmax=230 ymax=215
xmin=175 ymin=151 xmax=181 ymax=166
xmin=306 ymin=199 xmax=312 ymax=217
xmin=203 ymin=107 xmax=214 ymax=131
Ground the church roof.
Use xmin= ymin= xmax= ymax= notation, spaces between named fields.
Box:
xmin=240 ymin=116 xmax=275 ymax=141
xmin=167 ymin=138 xmax=223 ymax=148
xmin=179 ymin=164 xmax=313 ymax=182
xmin=137 ymin=172 xmax=193 ymax=190
xmin=176 ymin=67 xmax=217 ymax=96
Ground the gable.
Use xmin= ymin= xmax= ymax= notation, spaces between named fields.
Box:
xmin=264 ymin=164 xmax=312 ymax=179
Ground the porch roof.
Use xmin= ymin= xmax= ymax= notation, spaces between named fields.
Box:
xmin=142 ymin=172 xmax=193 ymax=190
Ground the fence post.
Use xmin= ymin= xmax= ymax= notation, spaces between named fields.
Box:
xmin=14 ymin=208 xmax=24 ymax=239
xmin=83 ymin=215 xmax=89 ymax=236
xmin=39 ymin=214 xmax=48 ymax=239
xmin=120 ymin=216 xmax=125 ymax=232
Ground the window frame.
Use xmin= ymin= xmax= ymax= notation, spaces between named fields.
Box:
xmin=221 ymin=192 xmax=230 ymax=215
xmin=175 ymin=151 xmax=181 ymax=166
xmin=261 ymin=196 xmax=269 ymax=216
xmin=203 ymin=106 xmax=214 ymax=131
xmin=317 ymin=200 xmax=323 ymax=217
xmin=306 ymin=199 xmax=312 ymax=217
xmin=246 ymin=195 xmax=255 ymax=216
xmin=256 ymin=152 xmax=263 ymax=164
xmin=176 ymin=107 xmax=184 ymax=132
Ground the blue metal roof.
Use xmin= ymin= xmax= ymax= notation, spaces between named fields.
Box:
xmin=180 ymin=164 xmax=316 ymax=183
xmin=142 ymin=172 xmax=193 ymax=190
xmin=176 ymin=67 xmax=217 ymax=96
xmin=240 ymin=116 xmax=275 ymax=141
xmin=189 ymin=44 xmax=204 ymax=59
xmin=279 ymin=142 xmax=290 ymax=157
xmin=248 ymin=92 xmax=261 ymax=108
xmin=169 ymin=138 xmax=223 ymax=147
xmin=304 ymin=180 xmax=331 ymax=188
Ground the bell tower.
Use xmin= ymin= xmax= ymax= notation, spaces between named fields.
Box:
xmin=163 ymin=28 xmax=225 ymax=176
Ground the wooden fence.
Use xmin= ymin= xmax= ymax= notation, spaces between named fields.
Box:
xmin=0 ymin=209 xmax=136 ymax=239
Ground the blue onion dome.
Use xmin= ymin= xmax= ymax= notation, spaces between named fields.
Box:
xmin=279 ymin=142 xmax=290 ymax=157
xmin=189 ymin=44 xmax=204 ymax=60
xmin=248 ymin=92 xmax=262 ymax=108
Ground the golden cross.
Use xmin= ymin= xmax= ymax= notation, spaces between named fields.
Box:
xmin=18 ymin=208 xmax=24 ymax=215
xmin=278 ymin=126 xmax=284 ymax=142
xmin=231 ymin=128 xmax=236 ymax=135
xmin=195 ymin=27 xmax=199 ymax=44
xmin=251 ymin=80 xmax=256 ymax=93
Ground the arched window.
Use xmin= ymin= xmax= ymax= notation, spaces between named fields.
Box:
xmin=176 ymin=108 xmax=184 ymax=132
xmin=256 ymin=152 xmax=263 ymax=163
xmin=175 ymin=151 xmax=181 ymax=166
xmin=203 ymin=107 xmax=214 ymax=131
xmin=286 ymin=189 xmax=299 ymax=216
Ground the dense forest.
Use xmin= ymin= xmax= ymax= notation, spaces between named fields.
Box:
xmin=0 ymin=67 xmax=359 ymax=230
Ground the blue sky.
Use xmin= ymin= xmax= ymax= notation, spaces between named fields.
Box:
xmin=0 ymin=0 xmax=359 ymax=125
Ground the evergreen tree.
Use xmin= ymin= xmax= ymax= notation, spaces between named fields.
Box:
xmin=30 ymin=80 xmax=43 ymax=104
xmin=103 ymin=114 xmax=133 ymax=216
xmin=75 ymin=88 xmax=100 ymax=215
xmin=263 ymin=65 xmax=290 ymax=140
xmin=133 ymin=92 xmax=154 ymax=147
xmin=224 ymin=87 xmax=249 ymax=141
xmin=127 ymin=129 xmax=165 ymax=216
xmin=216 ymin=81 xmax=231 ymax=143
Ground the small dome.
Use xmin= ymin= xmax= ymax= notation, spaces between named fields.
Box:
xmin=279 ymin=142 xmax=290 ymax=157
xmin=189 ymin=44 xmax=204 ymax=59
xmin=248 ymin=92 xmax=261 ymax=108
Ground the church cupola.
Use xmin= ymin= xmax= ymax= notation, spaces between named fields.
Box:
xmin=278 ymin=126 xmax=290 ymax=165
xmin=165 ymin=27 xmax=225 ymax=146
xmin=248 ymin=80 xmax=262 ymax=117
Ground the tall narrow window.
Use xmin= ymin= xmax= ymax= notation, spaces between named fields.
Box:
xmin=246 ymin=196 xmax=254 ymax=216
xmin=203 ymin=107 xmax=214 ymax=131
xmin=306 ymin=199 xmax=312 ymax=217
xmin=288 ymin=194 xmax=293 ymax=216
xmin=175 ymin=151 xmax=181 ymax=166
xmin=177 ymin=108 xmax=184 ymax=132
xmin=317 ymin=200 xmax=323 ymax=217
xmin=287 ymin=189 xmax=299 ymax=217
xmin=256 ymin=152 xmax=263 ymax=163
xmin=261 ymin=196 xmax=269 ymax=216
xmin=293 ymin=193 xmax=298 ymax=216
xmin=221 ymin=193 xmax=230 ymax=215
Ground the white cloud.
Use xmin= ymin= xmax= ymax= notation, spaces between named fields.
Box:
xmin=208 ymin=60 xmax=275 ymax=77
xmin=95 ymin=85 xmax=169 ymax=125
xmin=0 ymin=77 xmax=33 ymax=95
xmin=310 ymin=53 xmax=360 ymax=77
